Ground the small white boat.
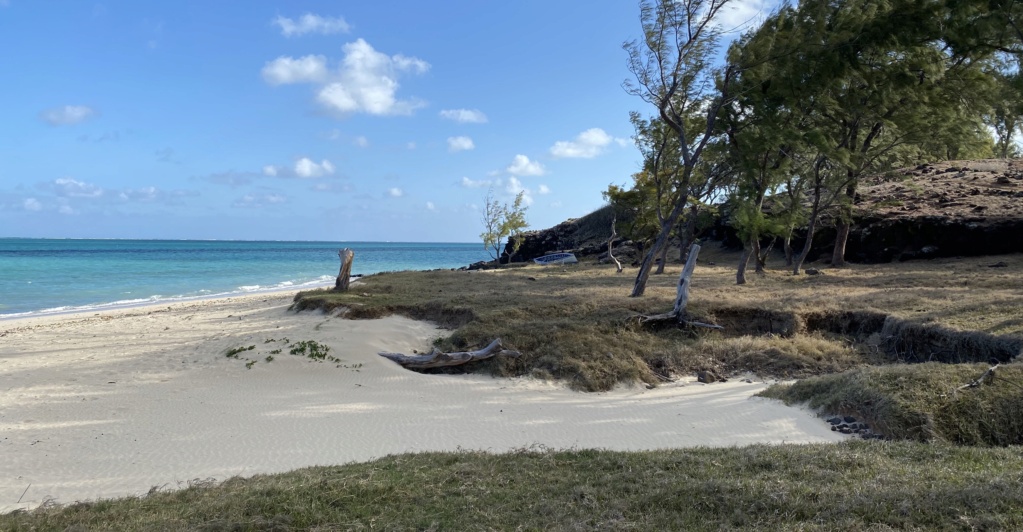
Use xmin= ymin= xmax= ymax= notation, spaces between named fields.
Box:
xmin=533 ymin=252 xmax=579 ymax=265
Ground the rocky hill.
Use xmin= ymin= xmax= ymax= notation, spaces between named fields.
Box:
xmin=499 ymin=158 xmax=1023 ymax=266
xmin=840 ymin=159 xmax=1023 ymax=262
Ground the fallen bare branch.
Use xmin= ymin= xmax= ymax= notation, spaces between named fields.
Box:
xmin=379 ymin=338 xmax=521 ymax=369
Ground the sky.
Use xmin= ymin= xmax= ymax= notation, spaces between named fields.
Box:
xmin=0 ymin=0 xmax=770 ymax=242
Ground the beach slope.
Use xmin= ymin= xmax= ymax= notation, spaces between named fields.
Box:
xmin=0 ymin=293 xmax=842 ymax=512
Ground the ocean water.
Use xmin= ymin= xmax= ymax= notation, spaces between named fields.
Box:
xmin=0 ymin=239 xmax=490 ymax=318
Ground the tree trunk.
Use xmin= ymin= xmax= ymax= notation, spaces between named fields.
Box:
xmin=608 ymin=216 xmax=623 ymax=273
xmin=793 ymin=214 xmax=819 ymax=275
xmin=672 ymin=244 xmax=701 ymax=319
xmin=654 ymin=244 xmax=670 ymax=274
xmin=784 ymin=231 xmax=794 ymax=267
xmin=334 ymin=248 xmax=355 ymax=291
xmin=831 ymin=221 xmax=851 ymax=267
xmin=639 ymin=244 xmax=723 ymax=329
xmin=755 ymin=238 xmax=775 ymax=274
xmin=678 ymin=205 xmax=699 ymax=263
xmin=752 ymin=238 xmax=764 ymax=274
xmin=736 ymin=242 xmax=753 ymax=285
xmin=631 ymin=195 xmax=690 ymax=297
xmin=831 ymin=181 xmax=857 ymax=267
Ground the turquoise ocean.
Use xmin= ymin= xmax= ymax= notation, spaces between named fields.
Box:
xmin=0 ymin=239 xmax=490 ymax=318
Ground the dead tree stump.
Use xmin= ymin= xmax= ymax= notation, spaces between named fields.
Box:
xmin=335 ymin=248 xmax=355 ymax=291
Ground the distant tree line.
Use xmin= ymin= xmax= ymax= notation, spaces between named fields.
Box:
xmin=611 ymin=0 xmax=1023 ymax=295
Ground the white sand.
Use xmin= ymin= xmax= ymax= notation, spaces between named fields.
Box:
xmin=0 ymin=292 xmax=844 ymax=512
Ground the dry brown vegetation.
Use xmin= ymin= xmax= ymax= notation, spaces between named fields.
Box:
xmin=294 ymin=248 xmax=1023 ymax=392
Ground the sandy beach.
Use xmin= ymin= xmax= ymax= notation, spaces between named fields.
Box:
xmin=0 ymin=291 xmax=845 ymax=512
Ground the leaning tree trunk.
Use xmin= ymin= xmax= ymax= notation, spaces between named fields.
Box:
xmin=632 ymin=194 xmax=690 ymax=297
xmin=793 ymin=214 xmax=820 ymax=275
xmin=736 ymin=237 xmax=754 ymax=285
xmin=654 ymin=244 xmax=670 ymax=274
xmin=335 ymin=248 xmax=355 ymax=291
xmin=638 ymin=244 xmax=722 ymax=329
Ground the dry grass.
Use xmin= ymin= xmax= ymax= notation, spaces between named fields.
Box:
xmin=763 ymin=363 xmax=1023 ymax=445
xmin=294 ymin=250 xmax=1023 ymax=390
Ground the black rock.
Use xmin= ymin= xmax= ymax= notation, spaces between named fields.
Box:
xmin=827 ymin=416 xmax=843 ymax=425
xmin=843 ymin=416 xmax=857 ymax=423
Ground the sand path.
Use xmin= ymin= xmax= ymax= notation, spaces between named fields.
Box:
xmin=0 ymin=292 xmax=844 ymax=512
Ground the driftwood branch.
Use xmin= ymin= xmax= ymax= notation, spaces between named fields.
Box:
xmin=379 ymin=338 xmax=521 ymax=369
xmin=608 ymin=215 xmax=623 ymax=273
xmin=335 ymin=248 xmax=355 ymax=291
xmin=957 ymin=364 xmax=999 ymax=391
xmin=638 ymin=244 xmax=722 ymax=329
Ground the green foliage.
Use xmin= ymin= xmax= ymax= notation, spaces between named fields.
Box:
xmin=224 ymin=345 xmax=254 ymax=358
xmin=480 ymin=189 xmax=529 ymax=261
xmin=289 ymin=340 xmax=335 ymax=362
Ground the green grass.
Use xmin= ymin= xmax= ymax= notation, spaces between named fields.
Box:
xmin=5 ymin=442 xmax=1023 ymax=531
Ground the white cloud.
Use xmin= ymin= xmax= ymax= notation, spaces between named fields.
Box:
xmin=261 ymin=55 xmax=328 ymax=85
xmin=505 ymin=177 xmax=534 ymax=206
xmin=387 ymin=187 xmax=404 ymax=197
xmin=506 ymin=154 xmax=546 ymax=176
xmin=39 ymin=105 xmax=97 ymax=126
xmin=407 ymin=142 xmax=417 ymax=150
xmin=538 ymin=184 xmax=551 ymax=195
xmin=23 ymin=198 xmax=41 ymax=211
xmin=58 ymin=205 xmax=77 ymax=215
xmin=354 ymin=136 xmax=369 ymax=148
xmin=314 ymin=38 xmax=430 ymax=116
xmin=460 ymin=176 xmax=495 ymax=188
xmin=439 ymin=109 xmax=487 ymax=124
xmin=294 ymin=157 xmax=335 ymax=178
xmin=53 ymin=177 xmax=103 ymax=198
xmin=262 ymin=158 xmax=336 ymax=179
xmin=426 ymin=201 xmax=436 ymax=211
xmin=550 ymin=128 xmax=617 ymax=158
xmin=273 ymin=13 xmax=350 ymax=37
xmin=447 ymin=136 xmax=475 ymax=152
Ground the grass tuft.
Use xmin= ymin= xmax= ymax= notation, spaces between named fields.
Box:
xmin=762 ymin=363 xmax=1023 ymax=445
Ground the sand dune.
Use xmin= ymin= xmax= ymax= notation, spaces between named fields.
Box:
xmin=0 ymin=292 xmax=844 ymax=512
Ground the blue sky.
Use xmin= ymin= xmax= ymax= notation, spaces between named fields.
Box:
xmin=0 ymin=0 xmax=768 ymax=242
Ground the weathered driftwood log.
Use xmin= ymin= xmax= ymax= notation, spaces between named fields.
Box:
xmin=639 ymin=244 xmax=723 ymax=329
xmin=379 ymin=338 xmax=521 ymax=369
xmin=335 ymin=248 xmax=355 ymax=291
